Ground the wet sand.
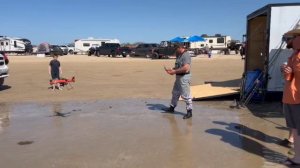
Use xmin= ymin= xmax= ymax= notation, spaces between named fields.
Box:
xmin=0 ymin=55 xmax=290 ymax=167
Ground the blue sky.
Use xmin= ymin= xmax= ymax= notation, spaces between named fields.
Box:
xmin=0 ymin=0 xmax=298 ymax=45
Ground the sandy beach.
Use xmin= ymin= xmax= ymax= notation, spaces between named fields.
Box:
xmin=1 ymin=54 xmax=244 ymax=103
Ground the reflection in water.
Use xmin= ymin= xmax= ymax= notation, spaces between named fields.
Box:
xmin=0 ymin=103 xmax=10 ymax=132
xmin=52 ymin=103 xmax=70 ymax=117
xmin=51 ymin=103 xmax=65 ymax=130
xmin=53 ymin=102 xmax=62 ymax=115
xmin=163 ymin=115 xmax=194 ymax=168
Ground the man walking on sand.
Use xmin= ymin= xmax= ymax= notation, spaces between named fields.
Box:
xmin=163 ymin=44 xmax=193 ymax=119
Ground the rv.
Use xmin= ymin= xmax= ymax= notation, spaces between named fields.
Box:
xmin=0 ymin=36 xmax=33 ymax=54
xmin=201 ymin=34 xmax=232 ymax=50
xmin=189 ymin=41 xmax=207 ymax=49
xmin=74 ymin=38 xmax=120 ymax=54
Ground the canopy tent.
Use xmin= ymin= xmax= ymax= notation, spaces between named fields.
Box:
xmin=187 ymin=35 xmax=206 ymax=42
xmin=170 ymin=35 xmax=206 ymax=43
xmin=170 ymin=37 xmax=185 ymax=42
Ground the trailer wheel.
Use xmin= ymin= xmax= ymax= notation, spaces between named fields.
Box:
xmin=69 ymin=50 xmax=74 ymax=55
xmin=0 ymin=78 xmax=4 ymax=86
xmin=152 ymin=53 xmax=159 ymax=59
xmin=111 ymin=51 xmax=116 ymax=57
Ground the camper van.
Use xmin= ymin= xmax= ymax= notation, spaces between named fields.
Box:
xmin=201 ymin=34 xmax=231 ymax=50
xmin=74 ymin=38 xmax=120 ymax=54
xmin=0 ymin=36 xmax=33 ymax=54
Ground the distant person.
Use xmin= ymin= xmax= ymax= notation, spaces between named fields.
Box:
xmin=208 ymin=47 xmax=212 ymax=58
xmin=240 ymin=43 xmax=246 ymax=59
xmin=49 ymin=55 xmax=62 ymax=91
xmin=163 ymin=44 xmax=193 ymax=119
xmin=281 ymin=35 xmax=300 ymax=166
xmin=205 ymin=44 xmax=212 ymax=58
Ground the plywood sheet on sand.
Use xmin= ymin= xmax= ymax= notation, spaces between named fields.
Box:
xmin=190 ymin=84 xmax=239 ymax=100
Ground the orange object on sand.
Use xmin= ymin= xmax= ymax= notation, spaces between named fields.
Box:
xmin=50 ymin=76 xmax=75 ymax=87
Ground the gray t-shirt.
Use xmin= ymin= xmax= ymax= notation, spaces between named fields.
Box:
xmin=174 ymin=51 xmax=191 ymax=72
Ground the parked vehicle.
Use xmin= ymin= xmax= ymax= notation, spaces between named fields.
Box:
xmin=50 ymin=45 xmax=64 ymax=56
xmin=131 ymin=43 xmax=159 ymax=57
xmin=201 ymin=34 xmax=232 ymax=50
xmin=67 ymin=43 xmax=75 ymax=54
xmin=88 ymin=43 xmax=131 ymax=57
xmin=0 ymin=36 xmax=33 ymax=54
xmin=152 ymin=41 xmax=197 ymax=59
xmin=117 ymin=47 xmax=132 ymax=57
xmin=226 ymin=40 xmax=242 ymax=54
xmin=37 ymin=43 xmax=64 ymax=56
xmin=0 ymin=52 xmax=9 ymax=86
xmin=74 ymin=38 xmax=120 ymax=54
xmin=152 ymin=41 xmax=177 ymax=59
xmin=59 ymin=45 xmax=69 ymax=55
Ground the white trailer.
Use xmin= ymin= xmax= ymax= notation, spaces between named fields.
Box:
xmin=0 ymin=36 xmax=32 ymax=54
xmin=202 ymin=35 xmax=232 ymax=50
xmin=74 ymin=38 xmax=120 ymax=54
xmin=189 ymin=41 xmax=207 ymax=49
xmin=244 ymin=3 xmax=300 ymax=93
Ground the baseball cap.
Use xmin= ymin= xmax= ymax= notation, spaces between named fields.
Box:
xmin=284 ymin=28 xmax=300 ymax=37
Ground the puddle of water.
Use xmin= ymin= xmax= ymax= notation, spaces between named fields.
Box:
xmin=0 ymin=99 xmax=288 ymax=168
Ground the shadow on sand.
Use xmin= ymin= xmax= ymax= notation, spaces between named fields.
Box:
xmin=196 ymin=79 xmax=285 ymax=130
xmin=204 ymin=79 xmax=241 ymax=88
xmin=205 ymin=128 xmax=286 ymax=164
xmin=0 ymin=85 xmax=11 ymax=91
xmin=48 ymin=103 xmax=71 ymax=117
xmin=213 ymin=121 xmax=283 ymax=145
xmin=146 ymin=103 xmax=186 ymax=116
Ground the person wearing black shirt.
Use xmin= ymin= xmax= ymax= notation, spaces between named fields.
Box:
xmin=49 ymin=55 xmax=62 ymax=90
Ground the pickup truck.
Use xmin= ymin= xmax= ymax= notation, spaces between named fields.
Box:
xmin=67 ymin=43 xmax=75 ymax=54
xmin=0 ymin=52 xmax=9 ymax=86
xmin=131 ymin=43 xmax=158 ymax=58
xmin=152 ymin=41 xmax=196 ymax=59
xmin=59 ymin=45 xmax=69 ymax=55
xmin=152 ymin=41 xmax=177 ymax=59
xmin=88 ymin=43 xmax=131 ymax=57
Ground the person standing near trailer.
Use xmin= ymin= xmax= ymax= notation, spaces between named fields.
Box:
xmin=163 ymin=44 xmax=193 ymax=119
xmin=281 ymin=35 xmax=300 ymax=166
